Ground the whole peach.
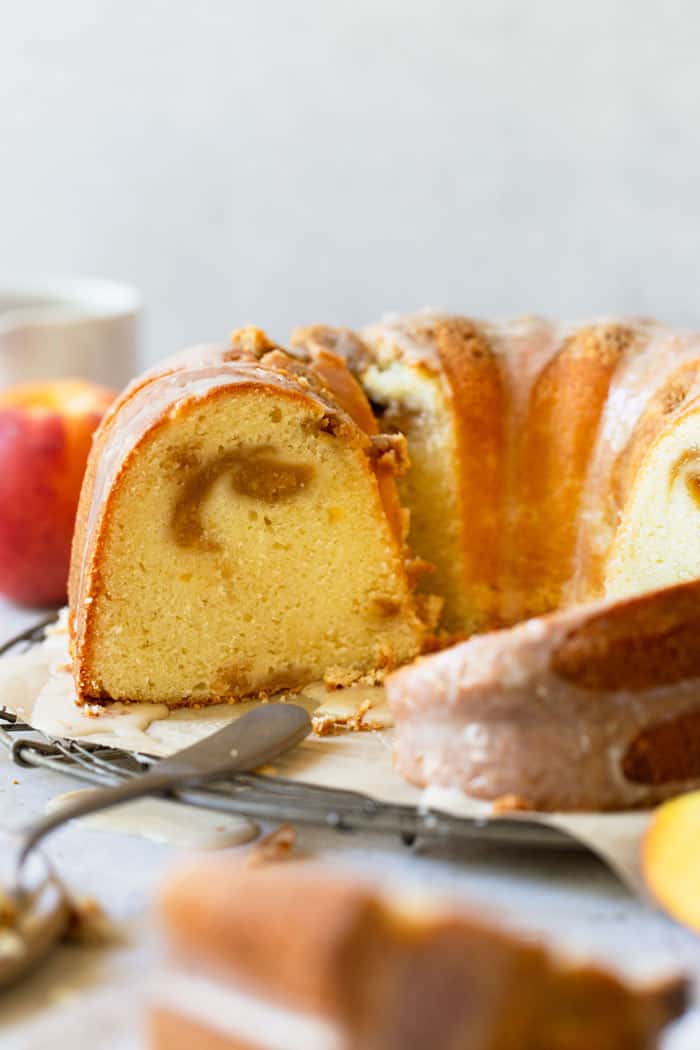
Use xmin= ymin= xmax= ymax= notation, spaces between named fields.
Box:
xmin=0 ymin=380 xmax=115 ymax=606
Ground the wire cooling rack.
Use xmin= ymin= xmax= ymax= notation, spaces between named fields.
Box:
xmin=0 ymin=616 xmax=572 ymax=849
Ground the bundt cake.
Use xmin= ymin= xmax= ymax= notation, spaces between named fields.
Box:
xmin=151 ymin=859 xmax=687 ymax=1050
xmin=68 ymin=309 xmax=700 ymax=812
xmin=68 ymin=328 xmax=429 ymax=706
xmin=291 ymin=313 xmax=700 ymax=809
xmin=386 ymin=577 xmax=700 ymax=811
xmin=293 ymin=314 xmax=700 ymax=635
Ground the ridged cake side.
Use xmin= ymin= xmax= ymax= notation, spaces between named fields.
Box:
xmin=296 ymin=315 xmax=700 ymax=635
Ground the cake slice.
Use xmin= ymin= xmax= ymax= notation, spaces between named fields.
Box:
xmin=150 ymin=860 xmax=687 ymax=1050
xmin=386 ymin=578 xmax=700 ymax=811
xmin=69 ymin=329 xmax=427 ymax=706
xmin=292 ymin=319 xmax=491 ymax=636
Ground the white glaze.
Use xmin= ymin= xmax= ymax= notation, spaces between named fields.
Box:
xmin=46 ymin=791 xmax=257 ymax=849
xmin=29 ymin=670 xmax=170 ymax=749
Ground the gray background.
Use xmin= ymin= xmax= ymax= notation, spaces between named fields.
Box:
xmin=2 ymin=0 xmax=700 ymax=364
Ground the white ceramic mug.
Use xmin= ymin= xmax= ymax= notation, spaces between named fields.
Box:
xmin=0 ymin=277 xmax=141 ymax=390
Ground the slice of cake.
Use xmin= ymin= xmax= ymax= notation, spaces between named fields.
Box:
xmin=69 ymin=329 xmax=428 ymax=706
xmin=150 ymin=860 xmax=687 ymax=1050
xmin=386 ymin=578 xmax=700 ymax=811
xmin=292 ymin=314 xmax=700 ymax=638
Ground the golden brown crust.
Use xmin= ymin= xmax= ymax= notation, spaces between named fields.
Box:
xmin=229 ymin=326 xmax=279 ymax=358
xmin=430 ymin=317 xmax=506 ymax=627
xmin=513 ymin=324 xmax=637 ymax=618
xmin=353 ymin=314 xmax=660 ymax=627
xmin=290 ymin=323 xmax=374 ymax=375
xmin=552 ymin=577 xmax=700 ymax=690
xmin=260 ymin=347 xmax=371 ymax=436
xmin=292 ymin=315 xmax=700 ymax=635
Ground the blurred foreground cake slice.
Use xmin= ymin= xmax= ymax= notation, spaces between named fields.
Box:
xmin=150 ymin=861 xmax=687 ymax=1050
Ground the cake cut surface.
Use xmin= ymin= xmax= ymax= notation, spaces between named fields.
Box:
xmin=69 ymin=331 xmax=427 ymax=706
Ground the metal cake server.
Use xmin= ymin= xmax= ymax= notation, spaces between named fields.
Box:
xmin=0 ymin=702 xmax=311 ymax=990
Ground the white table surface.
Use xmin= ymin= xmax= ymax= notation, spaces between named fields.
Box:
xmin=1 ymin=598 xmax=699 ymax=1050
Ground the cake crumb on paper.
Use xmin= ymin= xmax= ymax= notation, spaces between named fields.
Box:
xmin=246 ymin=824 xmax=297 ymax=867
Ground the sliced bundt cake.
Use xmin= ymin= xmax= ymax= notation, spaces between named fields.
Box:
xmin=293 ymin=314 xmax=700 ymax=636
xmin=69 ymin=329 xmax=429 ymax=706
xmin=152 ymin=860 xmax=687 ymax=1050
